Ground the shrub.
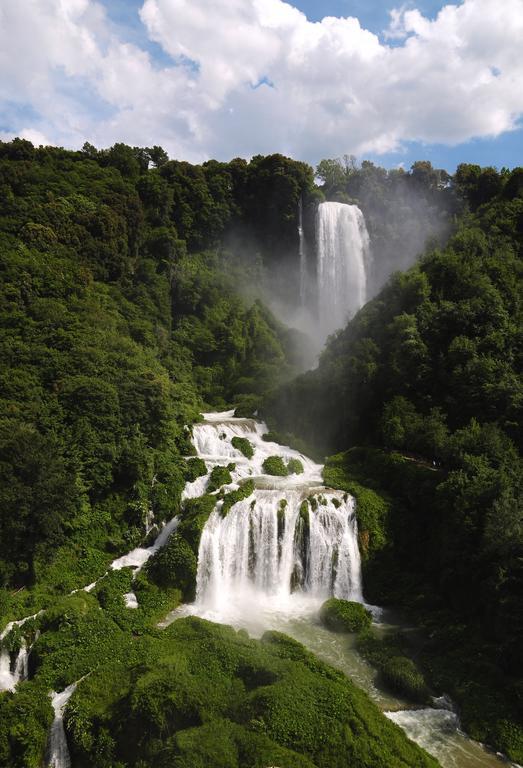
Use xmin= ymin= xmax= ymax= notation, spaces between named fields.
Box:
xmin=231 ymin=437 xmax=254 ymax=459
xmin=381 ymin=656 xmax=430 ymax=703
xmin=207 ymin=465 xmax=233 ymax=493
xmin=262 ymin=456 xmax=288 ymax=476
xmin=185 ymin=457 xmax=207 ymax=483
xmin=147 ymin=533 xmax=197 ymax=599
xmin=233 ymin=396 xmax=259 ymax=418
xmin=357 ymin=630 xmax=430 ymax=704
xmin=319 ymin=598 xmax=372 ymax=633
xmin=287 ymin=458 xmax=304 ymax=475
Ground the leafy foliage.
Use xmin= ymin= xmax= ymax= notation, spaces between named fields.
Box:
xmin=319 ymin=599 xmax=372 ymax=633
xmin=262 ymin=456 xmax=288 ymax=476
xmin=268 ymin=165 xmax=523 ymax=759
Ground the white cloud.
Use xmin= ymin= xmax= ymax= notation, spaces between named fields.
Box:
xmin=0 ymin=0 xmax=522 ymax=162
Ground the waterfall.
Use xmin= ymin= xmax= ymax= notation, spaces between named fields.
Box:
xmin=298 ymin=197 xmax=307 ymax=305
xmin=0 ymin=642 xmax=29 ymax=692
xmin=196 ymin=490 xmax=362 ymax=614
xmin=188 ymin=411 xmax=364 ymax=625
xmin=316 ymin=201 xmax=370 ymax=336
xmin=47 ymin=683 xmax=77 ymax=768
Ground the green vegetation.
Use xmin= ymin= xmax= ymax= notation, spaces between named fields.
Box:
xmin=220 ymin=480 xmax=256 ymax=516
xmin=0 ymin=141 xmax=308 ymax=622
xmin=286 ymin=457 xmax=304 ymax=475
xmin=262 ymin=456 xmax=289 ymax=476
xmin=357 ymin=630 xmax=430 ymax=704
xmin=231 ymin=436 xmax=254 ymax=459
xmin=207 ymin=464 xmax=234 ymax=493
xmin=261 ymin=456 xmax=304 ymax=476
xmin=268 ymin=163 xmax=523 ymax=760
xmin=62 ymin=617 xmax=437 ymax=768
xmin=319 ymin=598 xmax=372 ymax=633
xmin=185 ymin=457 xmax=207 ymax=482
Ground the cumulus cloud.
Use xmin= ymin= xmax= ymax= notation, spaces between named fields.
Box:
xmin=0 ymin=0 xmax=522 ymax=161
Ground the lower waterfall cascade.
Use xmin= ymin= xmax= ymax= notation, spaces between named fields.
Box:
xmin=173 ymin=411 xmax=522 ymax=768
xmin=1 ymin=410 xmax=520 ymax=768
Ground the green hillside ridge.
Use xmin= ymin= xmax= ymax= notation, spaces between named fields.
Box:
xmin=268 ymin=165 xmax=523 ymax=761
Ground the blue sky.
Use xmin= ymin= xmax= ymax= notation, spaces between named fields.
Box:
xmin=1 ymin=0 xmax=522 ymax=171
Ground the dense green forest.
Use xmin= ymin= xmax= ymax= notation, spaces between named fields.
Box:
xmin=268 ymin=163 xmax=523 ymax=760
xmin=0 ymin=136 xmax=521 ymax=765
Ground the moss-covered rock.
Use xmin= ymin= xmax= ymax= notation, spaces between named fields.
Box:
xmin=147 ymin=532 xmax=197 ymax=599
xmin=287 ymin=458 xmax=304 ymax=475
xmin=207 ymin=465 xmax=234 ymax=493
xmin=319 ymin=598 xmax=372 ymax=633
xmin=233 ymin=396 xmax=259 ymax=418
xmin=221 ymin=480 xmax=255 ymax=516
xmin=185 ymin=457 xmax=208 ymax=483
xmin=382 ymin=656 xmax=430 ymax=703
xmin=231 ymin=436 xmax=254 ymax=459
xmin=357 ymin=629 xmax=430 ymax=704
xmin=262 ymin=456 xmax=288 ymax=476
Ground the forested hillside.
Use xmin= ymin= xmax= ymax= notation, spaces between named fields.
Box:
xmin=1 ymin=136 xmax=522 ymax=765
xmin=0 ymin=140 xmax=313 ymax=604
xmin=267 ymin=165 xmax=523 ymax=760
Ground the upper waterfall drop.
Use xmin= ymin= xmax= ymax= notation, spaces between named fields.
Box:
xmin=316 ymin=201 xmax=370 ymax=337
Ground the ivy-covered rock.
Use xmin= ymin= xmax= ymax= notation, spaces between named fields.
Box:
xmin=287 ymin=458 xmax=304 ymax=475
xmin=231 ymin=436 xmax=254 ymax=459
xmin=319 ymin=598 xmax=372 ymax=633
xmin=262 ymin=456 xmax=288 ymax=476
xmin=185 ymin=457 xmax=207 ymax=482
xmin=207 ymin=465 xmax=234 ymax=493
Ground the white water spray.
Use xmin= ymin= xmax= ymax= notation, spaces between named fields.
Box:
xmin=316 ymin=201 xmax=370 ymax=337
xmin=184 ymin=411 xmax=364 ymax=629
xmin=0 ymin=642 xmax=30 ymax=692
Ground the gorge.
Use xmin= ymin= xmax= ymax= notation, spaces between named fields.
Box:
xmin=0 ymin=141 xmax=521 ymax=768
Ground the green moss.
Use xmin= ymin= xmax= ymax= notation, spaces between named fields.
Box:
xmin=319 ymin=598 xmax=372 ymax=633
xmin=262 ymin=456 xmax=288 ymax=476
xmin=381 ymin=656 xmax=430 ymax=703
xmin=64 ymin=616 xmax=438 ymax=768
xmin=233 ymin=396 xmax=259 ymax=418
xmin=323 ymin=452 xmax=390 ymax=559
xmin=286 ymin=458 xmax=304 ymax=475
xmin=357 ymin=630 xmax=430 ymax=704
xmin=147 ymin=533 xmax=197 ymax=599
xmin=178 ymin=495 xmax=217 ymax=553
xmin=231 ymin=437 xmax=254 ymax=459
xmin=221 ymin=480 xmax=255 ymax=516
xmin=207 ymin=465 xmax=234 ymax=493
xmin=185 ymin=457 xmax=208 ymax=482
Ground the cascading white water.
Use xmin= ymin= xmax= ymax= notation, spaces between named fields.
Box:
xmin=47 ymin=683 xmax=77 ymax=768
xmin=197 ymin=490 xmax=362 ymax=615
xmin=0 ymin=642 xmax=29 ymax=692
xmin=186 ymin=411 xmax=363 ymax=628
xmin=316 ymin=201 xmax=370 ymax=337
